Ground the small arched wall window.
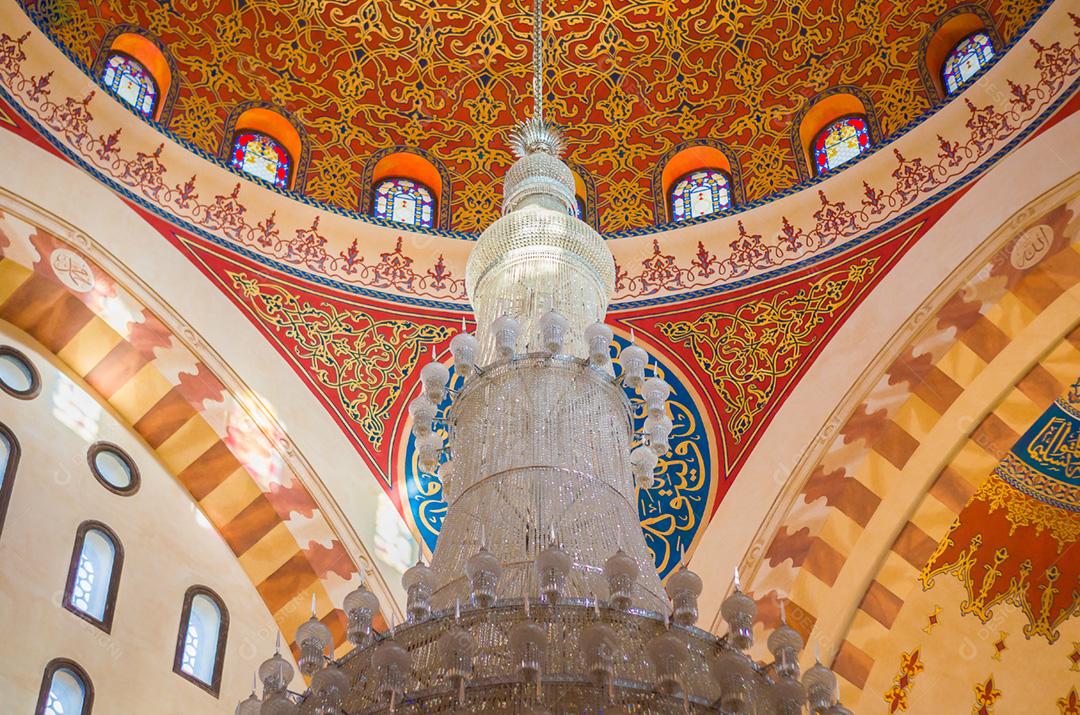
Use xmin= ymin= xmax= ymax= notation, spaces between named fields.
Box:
xmin=794 ymin=89 xmax=878 ymax=179
xmin=222 ymin=105 xmax=306 ymax=191
xmin=63 ymin=522 xmax=123 ymax=632
xmin=36 ymin=659 xmax=93 ymax=715
xmin=93 ymin=29 xmax=176 ymax=122
xmin=655 ymin=143 xmax=742 ymax=222
xmin=920 ymin=7 xmax=1002 ymax=100
xmin=366 ymin=149 xmax=448 ymax=228
xmin=0 ymin=423 xmax=20 ymax=539
xmin=174 ymin=586 xmax=229 ymax=696
xmin=813 ymin=116 xmax=871 ymax=175
xmin=568 ymin=165 xmax=598 ymax=229
xmin=670 ymin=169 xmax=732 ymax=222
xmin=373 ymin=177 xmax=436 ymax=227
xmin=942 ymin=32 xmax=995 ymax=95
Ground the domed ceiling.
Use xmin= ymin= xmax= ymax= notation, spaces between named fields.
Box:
xmin=21 ymin=0 xmax=1045 ymax=233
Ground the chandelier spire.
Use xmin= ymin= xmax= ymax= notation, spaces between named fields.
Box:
xmin=509 ymin=0 xmax=566 ymax=158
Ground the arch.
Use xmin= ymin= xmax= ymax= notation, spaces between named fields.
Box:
xmin=36 ymin=658 xmax=93 ymax=715
xmin=219 ymin=102 xmax=309 ymax=192
xmin=0 ymin=422 xmax=20 ymax=539
xmin=567 ymin=162 xmax=599 ymax=230
xmin=653 ymin=140 xmax=744 ymax=222
xmin=174 ymin=585 xmax=229 ymax=696
xmin=63 ymin=521 xmax=123 ymax=633
xmin=360 ymin=147 xmax=452 ymax=229
xmin=919 ymin=5 xmax=1004 ymax=101
xmin=91 ymin=25 xmax=179 ymax=123
xmin=791 ymin=87 xmax=881 ymax=180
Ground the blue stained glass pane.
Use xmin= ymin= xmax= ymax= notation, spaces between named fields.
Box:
xmin=101 ymin=53 xmax=158 ymax=117
xmin=943 ymin=32 xmax=995 ymax=95
xmin=670 ymin=169 xmax=732 ymax=222
xmin=372 ymin=178 xmax=436 ymax=228
xmin=813 ymin=116 xmax=870 ymax=175
xmin=230 ymin=132 xmax=291 ymax=189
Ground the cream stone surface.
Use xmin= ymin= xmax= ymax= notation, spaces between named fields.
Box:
xmin=0 ymin=327 xmax=300 ymax=711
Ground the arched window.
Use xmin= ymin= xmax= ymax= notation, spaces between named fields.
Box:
xmin=0 ymin=423 xmax=19 ymax=538
xmin=943 ymin=32 xmax=995 ymax=95
xmin=813 ymin=116 xmax=871 ymax=175
xmin=230 ymin=132 xmax=291 ymax=190
xmin=574 ymin=195 xmax=586 ymax=220
xmin=174 ymin=586 xmax=229 ymax=695
xmin=373 ymin=177 xmax=436 ymax=228
xmin=36 ymin=659 xmax=93 ymax=715
xmin=63 ymin=522 xmax=122 ymax=632
xmin=100 ymin=53 xmax=158 ymax=117
xmin=670 ymin=169 xmax=732 ymax=221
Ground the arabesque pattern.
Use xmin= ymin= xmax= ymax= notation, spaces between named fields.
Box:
xmin=16 ymin=0 xmax=1046 ymax=231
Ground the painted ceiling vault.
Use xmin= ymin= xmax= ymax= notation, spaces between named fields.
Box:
xmin=18 ymin=0 xmax=1048 ymax=232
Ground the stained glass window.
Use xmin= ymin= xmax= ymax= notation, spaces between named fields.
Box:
xmin=101 ymin=54 xmax=158 ymax=118
xmin=230 ymin=132 xmax=291 ymax=189
xmin=943 ymin=32 xmax=995 ymax=95
xmin=670 ymin=169 xmax=732 ymax=222
xmin=813 ymin=116 xmax=871 ymax=175
xmin=373 ymin=178 xmax=436 ymax=228
xmin=574 ymin=196 xmax=586 ymax=220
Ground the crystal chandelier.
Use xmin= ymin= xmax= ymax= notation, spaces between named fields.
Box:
xmin=236 ymin=2 xmax=853 ymax=712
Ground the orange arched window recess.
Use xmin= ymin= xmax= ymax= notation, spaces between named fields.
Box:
xmin=660 ymin=145 xmax=735 ymax=221
xmin=226 ymin=107 xmax=304 ymax=191
xmin=922 ymin=8 xmax=1000 ymax=99
xmin=796 ymin=92 xmax=875 ymax=178
xmin=370 ymin=151 xmax=444 ymax=228
xmin=97 ymin=31 xmax=173 ymax=121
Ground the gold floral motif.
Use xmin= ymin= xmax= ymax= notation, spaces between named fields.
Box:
xmin=978 ymin=475 xmax=1080 ymax=551
xmin=658 ymin=258 xmax=878 ymax=443
xmin=228 ymin=271 xmax=448 ymax=448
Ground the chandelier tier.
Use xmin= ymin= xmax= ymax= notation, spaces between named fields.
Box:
xmin=236 ymin=2 xmax=853 ymax=713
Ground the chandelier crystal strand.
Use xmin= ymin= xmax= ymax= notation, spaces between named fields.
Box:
xmin=237 ymin=0 xmax=857 ymax=711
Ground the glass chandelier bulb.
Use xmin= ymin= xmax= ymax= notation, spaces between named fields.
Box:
xmin=767 ymin=620 xmax=805 ymax=680
xmin=402 ymin=559 xmax=435 ymax=623
xmin=420 ymin=360 xmax=450 ymax=404
xmin=450 ymin=330 xmax=480 ymax=377
xmin=372 ymin=639 xmax=411 ymax=705
xmin=296 ymin=615 xmax=333 ymax=676
xmin=535 ymin=542 xmax=572 ymax=604
xmin=629 ymin=444 xmax=659 ymax=490
xmin=464 ymin=546 xmax=503 ymax=608
xmin=416 ymin=432 xmax=443 ymax=472
xmin=260 ymin=694 xmax=299 ymax=715
xmin=407 ymin=395 xmax=437 ymax=437
xmin=603 ymin=548 xmax=639 ymax=609
xmin=665 ymin=565 xmax=704 ymax=627
xmin=438 ymin=627 xmax=476 ymax=701
xmin=538 ymin=308 xmax=568 ymax=355
xmin=721 ymin=588 xmax=757 ymax=652
xmin=580 ymin=622 xmax=618 ymax=687
xmin=621 ymin=343 xmax=648 ymax=389
xmin=508 ymin=621 xmax=547 ymax=684
xmin=310 ymin=665 xmax=350 ymax=715
xmin=583 ymin=321 xmax=613 ymax=366
xmin=343 ymin=583 xmax=381 ymax=646
xmin=803 ymin=660 xmax=839 ymax=713
xmin=711 ymin=650 xmax=755 ymax=714
xmin=771 ymin=676 xmax=807 ymax=715
xmin=258 ymin=650 xmax=294 ymax=696
xmin=646 ymin=630 xmax=688 ymax=696
xmin=644 ymin=413 xmax=674 ymax=455
xmin=491 ymin=315 xmax=521 ymax=360
xmin=640 ymin=375 xmax=671 ymax=417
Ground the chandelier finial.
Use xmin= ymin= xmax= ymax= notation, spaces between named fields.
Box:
xmin=509 ymin=0 xmax=566 ymax=158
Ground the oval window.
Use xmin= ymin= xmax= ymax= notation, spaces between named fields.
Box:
xmin=88 ymin=443 xmax=140 ymax=495
xmin=0 ymin=346 xmax=40 ymax=399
